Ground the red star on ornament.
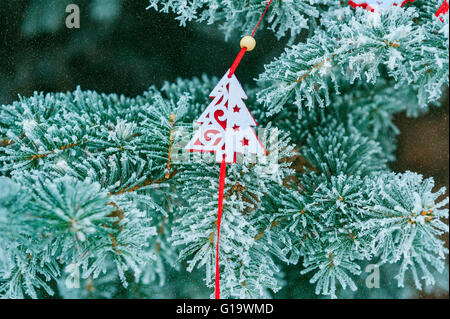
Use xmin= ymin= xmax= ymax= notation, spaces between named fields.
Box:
xmin=241 ymin=137 xmax=249 ymax=146
xmin=232 ymin=124 xmax=240 ymax=131
xmin=233 ymin=105 xmax=240 ymax=113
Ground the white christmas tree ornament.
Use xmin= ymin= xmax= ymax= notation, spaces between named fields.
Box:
xmin=349 ymin=0 xmax=415 ymax=11
xmin=185 ymin=70 xmax=266 ymax=163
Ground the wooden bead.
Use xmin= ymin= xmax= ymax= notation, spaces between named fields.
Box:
xmin=240 ymin=36 xmax=256 ymax=51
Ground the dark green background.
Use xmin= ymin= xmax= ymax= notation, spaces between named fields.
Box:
xmin=0 ymin=0 xmax=288 ymax=104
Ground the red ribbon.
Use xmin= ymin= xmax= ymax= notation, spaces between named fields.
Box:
xmin=215 ymin=0 xmax=273 ymax=299
xmin=228 ymin=47 xmax=248 ymax=78
xmin=215 ymin=157 xmax=226 ymax=299
xmin=228 ymin=0 xmax=273 ymax=78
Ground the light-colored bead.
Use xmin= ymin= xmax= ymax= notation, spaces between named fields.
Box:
xmin=240 ymin=36 xmax=256 ymax=51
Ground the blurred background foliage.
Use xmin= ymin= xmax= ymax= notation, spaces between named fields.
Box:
xmin=0 ymin=0 xmax=447 ymax=298
xmin=0 ymin=0 xmax=287 ymax=103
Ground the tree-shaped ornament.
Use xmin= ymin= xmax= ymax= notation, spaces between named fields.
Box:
xmin=436 ymin=0 xmax=449 ymax=21
xmin=185 ymin=70 xmax=266 ymax=163
xmin=348 ymin=0 xmax=416 ymax=11
xmin=184 ymin=1 xmax=273 ymax=299
xmin=349 ymin=1 xmax=448 ymax=20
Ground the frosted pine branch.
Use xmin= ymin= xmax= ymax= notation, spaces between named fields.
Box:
xmin=257 ymin=5 xmax=449 ymax=115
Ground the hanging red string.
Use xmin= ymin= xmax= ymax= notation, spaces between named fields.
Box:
xmin=216 ymin=0 xmax=273 ymax=299
xmin=228 ymin=0 xmax=273 ymax=78
xmin=215 ymin=157 xmax=226 ymax=299
xmin=251 ymin=0 xmax=273 ymax=37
